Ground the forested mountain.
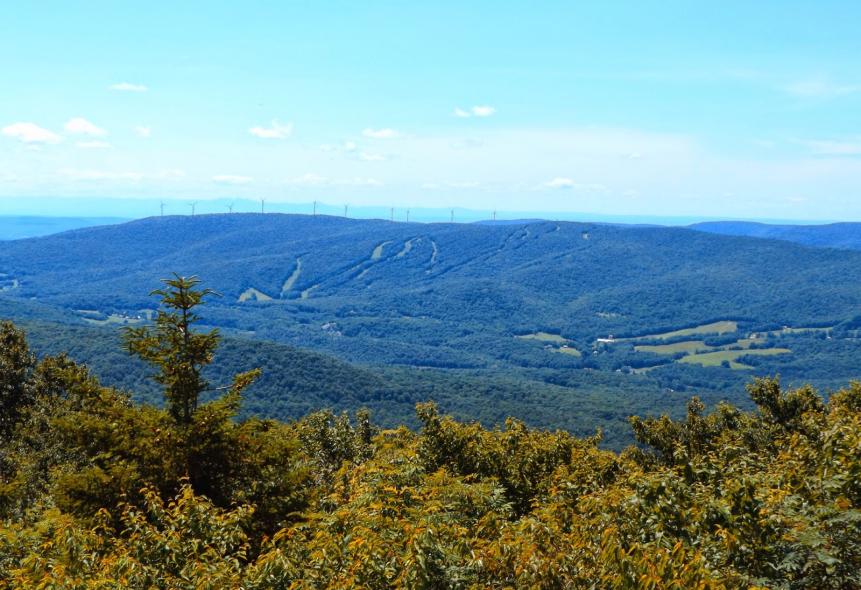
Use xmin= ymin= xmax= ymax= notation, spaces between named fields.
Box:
xmin=1 ymin=213 xmax=861 ymax=442
xmin=691 ymin=220 xmax=861 ymax=251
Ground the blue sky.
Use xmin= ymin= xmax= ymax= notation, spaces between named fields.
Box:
xmin=1 ymin=1 xmax=860 ymax=221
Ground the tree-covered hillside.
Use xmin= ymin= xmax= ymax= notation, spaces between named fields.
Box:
xmin=691 ymin=221 xmax=861 ymax=251
xmin=1 ymin=279 xmax=859 ymax=587
xmin=2 ymin=214 xmax=861 ymax=438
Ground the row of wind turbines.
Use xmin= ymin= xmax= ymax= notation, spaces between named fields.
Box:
xmin=159 ymin=200 xmax=498 ymax=223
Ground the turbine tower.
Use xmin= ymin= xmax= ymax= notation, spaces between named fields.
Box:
xmin=160 ymin=201 xmax=165 ymax=217
xmin=344 ymin=204 xmax=348 ymax=217
xmin=189 ymin=201 xmax=197 ymax=216
xmin=313 ymin=200 xmax=317 ymax=216
xmin=227 ymin=202 xmax=234 ymax=214
xmin=260 ymin=198 xmax=265 ymax=214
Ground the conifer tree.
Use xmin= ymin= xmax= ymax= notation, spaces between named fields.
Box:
xmin=124 ymin=275 xmax=221 ymax=424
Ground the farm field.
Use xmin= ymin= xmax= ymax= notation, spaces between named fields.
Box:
xmin=551 ymin=345 xmax=582 ymax=357
xmin=620 ymin=320 xmax=739 ymax=342
xmin=516 ymin=332 xmax=568 ymax=344
xmin=679 ymin=347 xmax=792 ymax=369
xmin=634 ymin=340 xmax=712 ymax=354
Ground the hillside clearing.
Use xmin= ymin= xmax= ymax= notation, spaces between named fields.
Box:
xmin=680 ymin=347 xmax=791 ymax=368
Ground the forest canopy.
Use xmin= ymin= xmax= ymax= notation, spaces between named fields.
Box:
xmin=1 ymin=277 xmax=859 ymax=588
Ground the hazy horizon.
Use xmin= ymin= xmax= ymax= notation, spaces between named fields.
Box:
xmin=0 ymin=196 xmax=849 ymax=227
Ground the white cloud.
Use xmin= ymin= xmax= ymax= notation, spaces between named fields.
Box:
xmin=62 ymin=169 xmax=143 ymax=181
xmin=249 ymin=120 xmax=293 ymax=139
xmin=453 ymin=106 xmax=496 ymax=118
xmin=2 ymin=122 xmax=62 ymax=144
xmin=784 ymin=79 xmax=858 ymax=99
xmin=76 ymin=140 xmax=111 ymax=149
xmin=285 ymin=174 xmax=382 ymax=187
xmin=135 ymin=126 xmax=152 ymax=138
xmin=544 ymin=177 xmax=577 ymax=189
xmin=800 ymin=139 xmax=861 ymax=156
xmin=423 ymin=181 xmax=481 ymax=189
xmin=213 ymin=174 xmax=253 ymax=184
xmin=362 ymin=128 xmax=400 ymax=139
xmin=471 ymin=105 xmax=496 ymax=117
xmin=359 ymin=152 xmax=386 ymax=162
xmin=110 ymin=82 xmax=148 ymax=92
xmin=64 ymin=117 xmax=107 ymax=136
xmin=542 ymin=177 xmax=607 ymax=191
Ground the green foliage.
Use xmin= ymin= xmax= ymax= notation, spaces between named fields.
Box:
xmin=2 ymin=269 xmax=861 ymax=587
xmin=124 ymin=274 xmax=222 ymax=424
xmin=0 ymin=321 xmax=35 ymax=441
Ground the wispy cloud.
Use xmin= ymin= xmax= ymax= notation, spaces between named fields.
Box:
xmin=362 ymin=128 xmax=400 ymax=139
xmin=799 ymin=138 xmax=861 ymax=156
xmin=453 ymin=105 xmax=496 ymax=118
xmin=110 ymin=82 xmax=147 ymax=92
xmin=359 ymin=152 xmax=386 ymax=162
xmin=135 ymin=126 xmax=152 ymax=138
xmin=320 ymin=141 xmax=358 ymax=153
xmin=62 ymin=169 xmax=143 ymax=181
xmin=64 ymin=117 xmax=107 ymax=136
xmin=213 ymin=174 xmax=253 ymax=184
xmin=76 ymin=140 xmax=111 ymax=149
xmin=783 ymin=78 xmax=858 ymax=99
xmin=2 ymin=122 xmax=62 ymax=144
xmin=285 ymin=174 xmax=382 ymax=187
xmin=249 ymin=120 xmax=293 ymax=139
xmin=542 ymin=177 xmax=607 ymax=191
xmin=471 ymin=105 xmax=496 ymax=117
xmin=422 ymin=181 xmax=481 ymax=189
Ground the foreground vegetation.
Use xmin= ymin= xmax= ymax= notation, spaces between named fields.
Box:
xmin=1 ymin=277 xmax=859 ymax=588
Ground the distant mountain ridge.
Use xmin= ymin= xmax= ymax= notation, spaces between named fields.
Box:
xmin=0 ymin=216 xmax=130 ymax=240
xmin=690 ymin=221 xmax=861 ymax=251
xmin=2 ymin=213 xmax=861 ymax=442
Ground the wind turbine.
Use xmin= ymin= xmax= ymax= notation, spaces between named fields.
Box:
xmin=227 ymin=202 xmax=234 ymax=214
xmin=260 ymin=198 xmax=266 ymax=214
xmin=313 ymin=200 xmax=317 ymax=216
xmin=406 ymin=209 xmax=410 ymax=223
xmin=189 ymin=201 xmax=197 ymax=216
xmin=159 ymin=201 xmax=165 ymax=217
xmin=344 ymin=204 xmax=348 ymax=217
xmin=450 ymin=209 xmax=454 ymax=223
xmin=390 ymin=207 xmax=394 ymax=222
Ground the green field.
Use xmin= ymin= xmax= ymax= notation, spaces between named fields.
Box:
xmin=634 ymin=340 xmax=713 ymax=355
xmin=551 ymin=345 xmax=582 ymax=357
xmin=679 ymin=347 xmax=791 ymax=369
xmin=626 ymin=320 xmax=738 ymax=341
xmin=516 ymin=332 xmax=568 ymax=344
